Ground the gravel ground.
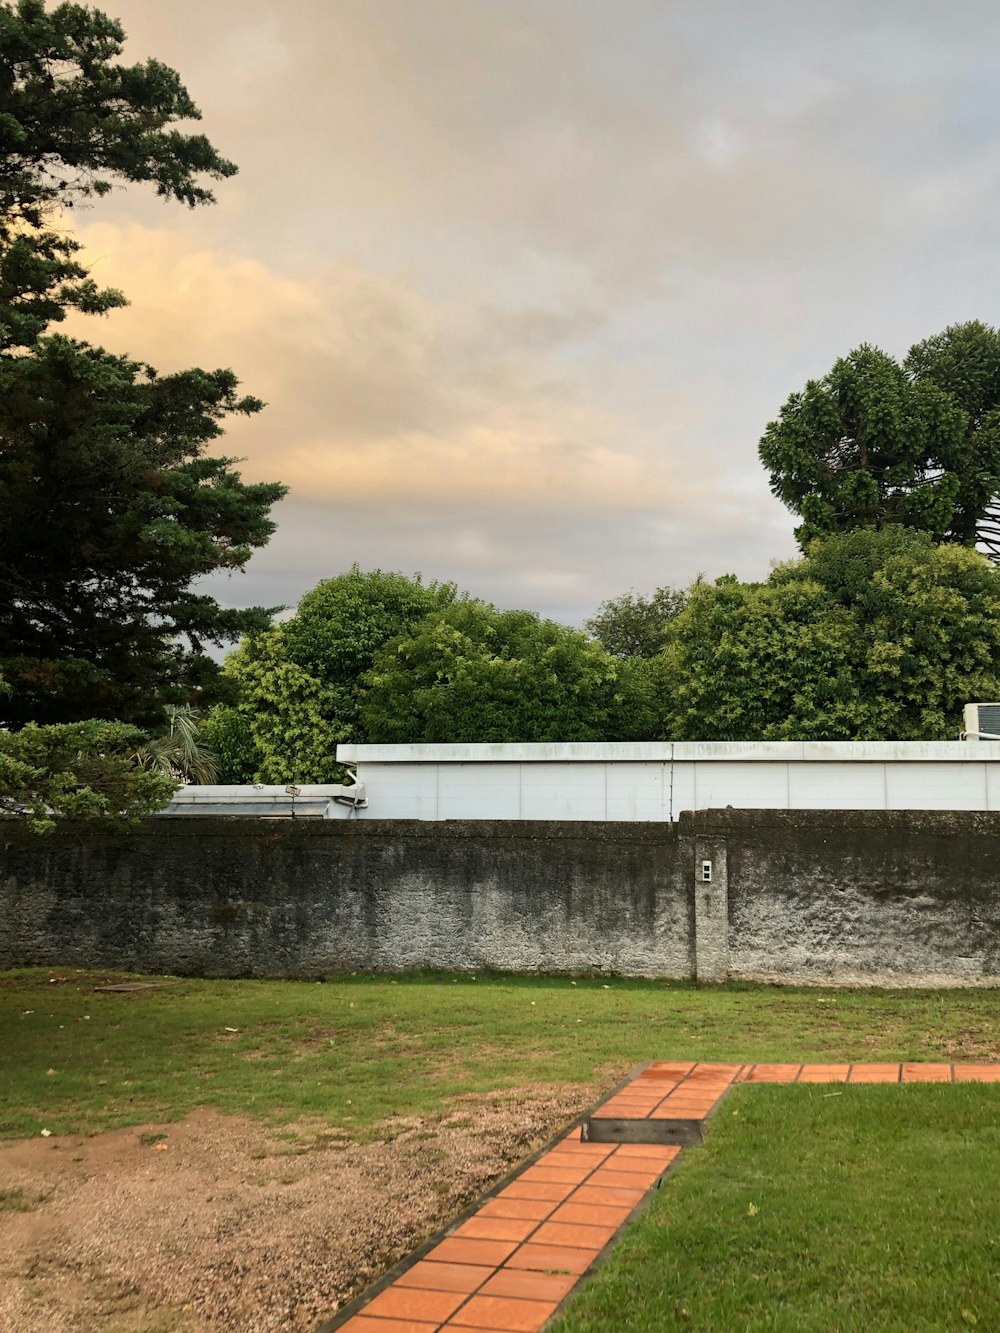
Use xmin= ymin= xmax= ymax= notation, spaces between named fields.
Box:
xmin=0 ymin=1083 xmax=597 ymax=1332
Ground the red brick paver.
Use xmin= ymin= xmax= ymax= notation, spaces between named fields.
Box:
xmin=955 ymin=1064 xmax=1000 ymax=1082
xmin=797 ymin=1063 xmax=850 ymax=1083
xmin=327 ymin=1061 xmax=998 ymax=1332
xmin=745 ymin=1063 xmax=801 ymax=1083
xmin=902 ymin=1063 xmax=952 ymax=1083
xmin=590 ymin=1061 xmax=744 ymax=1125
xmin=848 ymin=1063 xmax=902 ymax=1083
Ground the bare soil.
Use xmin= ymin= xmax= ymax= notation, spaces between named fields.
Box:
xmin=0 ymin=1084 xmax=597 ymax=1333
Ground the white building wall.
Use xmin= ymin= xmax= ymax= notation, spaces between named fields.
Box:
xmin=333 ymin=742 xmax=1000 ymax=821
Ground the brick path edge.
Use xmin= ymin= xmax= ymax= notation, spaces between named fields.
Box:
xmin=316 ymin=1062 xmax=998 ymax=1333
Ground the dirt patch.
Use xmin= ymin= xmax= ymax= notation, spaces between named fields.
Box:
xmin=0 ymin=973 xmax=140 ymax=993
xmin=0 ymin=1082 xmax=599 ymax=1332
xmin=940 ymin=1032 xmax=1000 ymax=1060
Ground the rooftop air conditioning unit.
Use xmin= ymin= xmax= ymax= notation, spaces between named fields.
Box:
xmin=962 ymin=703 xmax=1000 ymax=740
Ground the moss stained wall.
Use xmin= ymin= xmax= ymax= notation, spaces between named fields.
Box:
xmin=0 ymin=818 xmax=690 ymax=978
xmin=3 ymin=810 xmax=1000 ymax=984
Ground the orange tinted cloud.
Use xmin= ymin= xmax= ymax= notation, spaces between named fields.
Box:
xmin=67 ymin=221 xmax=706 ymax=511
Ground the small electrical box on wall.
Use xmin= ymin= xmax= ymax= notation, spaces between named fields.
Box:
xmin=701 ymin=860 xmax=712 ymax=882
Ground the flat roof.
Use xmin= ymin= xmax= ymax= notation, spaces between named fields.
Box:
xmin=336 ymin=741 xmax=1000 ymax=764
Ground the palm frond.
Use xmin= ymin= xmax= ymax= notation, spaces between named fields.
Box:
xmin=133 ymin=705 xmax=218 ymax=785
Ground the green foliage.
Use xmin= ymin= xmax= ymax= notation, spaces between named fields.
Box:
xmin=759 ymin=342 xmax=968 ymax=548
xmin=0 ymin=718 xmax=176 ymax=832
xmin=660 ymin=527 xmax=1000 ymax=741
xmin=904 ymin=321 xmax=1000 ymax=551
xmin=217 ymin=568 xmax=660 ymax=773
xmin=216 ymin=569 xmax=454 ymax=782
xmin=663 ymin=575 xmax=862 ymax=740
xmin=282 ymin=567 xmax=457 ymax=685
xmin=0 ymin=223 xmax=127 ymax=350
xmin=0 ymin=0 xmax=236 ymax=348
xmin=132 ymin=704 xmax=217 ymax=785
xmin=215 ymin=628 xmax=350 ymax=783
xmin=0 ymin=335 xmax=286 ymax=728
xmin=361 ymin=599 xmax=657 ymax=743
xmin=760 ymin=322 xmax=1000 ymax=557
xmin=585 ymin=585 xmax=687 ymax=658
xmin=0 ymin=0 xmax=236 ymax=222
xmin=200 ymin=705 xmax=258 ymax=785
xmin=0 ymin=1 xmax=286 ymax=727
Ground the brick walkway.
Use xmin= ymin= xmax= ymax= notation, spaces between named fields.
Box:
xmin=328 ymin=1061 xmax=1000 ymax=1333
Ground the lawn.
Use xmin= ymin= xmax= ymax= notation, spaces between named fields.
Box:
xmin=5 ymin=969 xmax=1000 ymax=1332
xmin=550 ymin=1084 xmax=1000 ymax=1333
xmin=3 ymin=966 xmax=1000 ymax=1140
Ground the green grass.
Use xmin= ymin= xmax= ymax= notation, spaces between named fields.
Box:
xmin=3 ymin=967 xmax=1000 ymax=1141
xmin=550 ymin=1084 xmax=1000 ymax=1333
xmin=7 ymin=969 xmax=1000 ymax=1328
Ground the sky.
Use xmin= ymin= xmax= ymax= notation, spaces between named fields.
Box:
xmin=63 ymin=0 xmax=1000 ymax=629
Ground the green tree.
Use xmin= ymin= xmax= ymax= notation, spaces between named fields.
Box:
xmin=361 ymin=600 xmax=657 ymax=744
xmin=0 ymin=0 xmax=237 ymax=348
xmin=759 ymin=343 xmax=969 ymax=549
xmin=210 ymin=569 xmax=456 ymax=782
xmin=0 ymin=0 xmax=286 ymax=726
xmin=199 ymin=703 xmax=257 ymax=786
xmin=0 ymin=337 xmax=285 ymax=728
xmin=660 ymin=527 xmax=1000 ymax=741
xmin=903 ymin=321 xmax=1000 ymax=553
xmin=0 ymin=717 xmax=177 ymax=832
xmin=586 ymin=585 xmax=687 ymax=658
xmin=210 ymin=627 xmax=351 ymax=784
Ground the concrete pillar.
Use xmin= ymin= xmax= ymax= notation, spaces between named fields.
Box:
xmin=693 ymin=836 xmax=729 ymax=982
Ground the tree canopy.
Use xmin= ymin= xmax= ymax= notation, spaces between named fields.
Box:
xmin=206 ymin=569 xmax=456 ymax=783
xmin=0 ymin=717 xmax=176 ymax=832
xmin=586 ymin=585 xmax=687 ymax=658
xmin=361 ymin=600 xmax=657 ymax=744
xmin=0 ymin=0 xmax=236 ymax=220
xmin=758 ymin=322 xmax=1000 ymax=557
xmin=206 ymin=569 xmax=660 ymax=780
xmin=0 ymin=0 xmax=237 ymax=347
xmin=0 ymin=0 xmax=286 ymax=729
xmin=209 ymin=526 xmax=1000 ymax=764
xmin=659 ymin=527 xmax=1000 ymax=741
xmin=904 ymin=321 xmax=1000 ymax=553
xmin=0 ymin=337 xmax=284 ymax=727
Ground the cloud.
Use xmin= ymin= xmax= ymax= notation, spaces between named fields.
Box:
xmin=67 ymin=222 xmax=705 ymax=512
xmin=196 ymin=492 xmax=798 ymax=630
xmin=103 ymin=0 xmax=890 ymax=295
xmin=57 ymin=0 xmax=1000 ymax=628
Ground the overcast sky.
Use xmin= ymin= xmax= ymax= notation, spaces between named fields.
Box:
xmin=65 ymin=0 xmax=1000 ymax=628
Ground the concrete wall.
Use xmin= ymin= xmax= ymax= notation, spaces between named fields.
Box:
xmin=333 ymin=741 xmax=1000 ymax=821
xmin=4 ymin=810 xmax=1000 ymax=986
xmin=708 ymin=809 xmax=1000 ymax=987
xmin=0 ymin=818 xmax=692 ymax=980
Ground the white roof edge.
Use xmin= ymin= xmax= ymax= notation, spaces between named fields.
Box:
xmin=336 ymin=741 xmax=1000 ymax=764
xmin=168 ymin=784 xmax=359 ymax=799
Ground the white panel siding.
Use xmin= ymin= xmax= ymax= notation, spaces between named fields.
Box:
xmin=363 ymin=763 xmax=438 ymax=819
xmin=519 ymin=762 xmax=607 ymax=820
xmin=693 ymin=762 xmax=790 ymax=811
xmin=606 ymin=763 xmax=666 ymax=821
xmin=791 ymin=762 xmax=888 ymax=810
xmin=437 ymin=763 xmax=521 ymax=820
xmin=885 ymin=762 xmax=988 ymax=811
xmin=335 ymin=742 xmax=1000 ymax=821
xmin=669 ymin=763 xmax=696 ymax=819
